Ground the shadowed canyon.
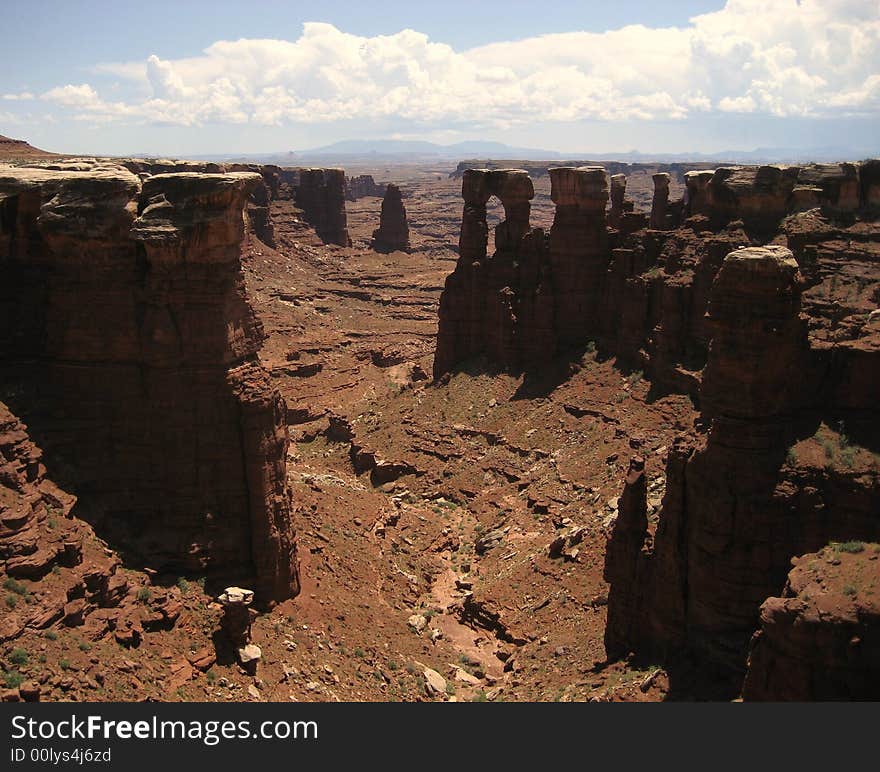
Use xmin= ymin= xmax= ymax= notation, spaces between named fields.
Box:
xmin=0 ymin=140 xmax=878 ymax=702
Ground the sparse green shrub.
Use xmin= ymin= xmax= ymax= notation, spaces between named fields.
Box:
xmin=835 ymin=541 xmax=865 ymax=554
xmin=136 ymin=587 xmax=151 ymax=603
xmin=3 ymin=577 xmax=27 ymax=595
xmin=78 ymin=641 xmax=91 ymax=652
xmin=843 ymin=585 xmax=857 ymax=597
xmin=176 ymin=577 xmax=190 ymax=593
xmin=9 ymin=648 xmax=28 ymax=666
xmin=786 ymin=448 xmax=798 ymax=466
xmin=59 ymin=659 xmax=71 ymax=671
xmin=5 ymin=594 xmax=17 ymax=609
xmin=44 ymin=630 xmax=58 ymax=641
xmin=2 ymin=670 xmax=24 ymax=689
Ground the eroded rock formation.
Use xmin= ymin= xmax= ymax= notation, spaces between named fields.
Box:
xmin=603 ymin=243 xmax=880 ymax=689
xmin=347 ymin=174 xmax=385 ymax=200
xmin=295 ymin=168 xmax=351 ymax=247
xmin=434 ymin=168 xmax=549 ymax=375
xmin=218 ymin=586 xmax=261 ymax=673
xmin=435 ymin=159 xmax=879 ymax=696
xmin=371 ymin=184 xmax=410 ymax=253
xmin=435 ymin=161 xmax=880 ymax=394
xmin=0 ymin=162 xmax=299 ymax=603
xmin=743 ymin=544 xmax=880 ymax=701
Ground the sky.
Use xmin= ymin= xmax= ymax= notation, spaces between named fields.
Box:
xmin=2 ymin=0 xmax=879 ymax=157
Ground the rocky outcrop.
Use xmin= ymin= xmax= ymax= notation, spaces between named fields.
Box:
xmin=706 ymin=165 xmax=800 ymax=233
xmin=608 ymin=174 xmax=627 ymax=228
xmin=218 ymin=586 xmax=261 ymax=673
xmin=602 ymin=243 xmax=880 ymax=690
xmin=700 ymin=245 xmax=807 ymax=419
xmin=294 ymin=168 xmax=350 ymax=247
xmin=371 ymin=184 xmax=410 ymax=253
xmin=346 ymin=174 xmax=385 ymax=200
xmin=649 ymin=173 xmax=671 ymax=230
xmin=743 ymin=544 xmax=880 ymax=700
xmin=435 ymin=160 xmax=880 ymax=398
xmin=0 ymin=402 xmax=82 ymax=585
xmin=548 ymin=167 xmax=610 ymax=349
xmin=0 ymin=162 xmax=299 ymax=603
xmin=0 ymin=399 xmax=137 ymax=647
xmin=434 ymin=168 xmax=547 ymax=376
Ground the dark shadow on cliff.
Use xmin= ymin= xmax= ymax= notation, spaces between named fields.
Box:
xmin=660 ymin=656 xmax=746 ymax=701
xmin=511 ymin=341 xmax=626 ymax=400
xmin=0 ymin=367 xmax=261 ymax=597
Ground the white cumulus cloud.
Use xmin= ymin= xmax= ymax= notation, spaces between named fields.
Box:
xmin=35 ymin=1 xmax=880 ymax=129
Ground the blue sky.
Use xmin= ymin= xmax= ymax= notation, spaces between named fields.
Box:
xmin=2 ymin=0 xmax=878 ymax=157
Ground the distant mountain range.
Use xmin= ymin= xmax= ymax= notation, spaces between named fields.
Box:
xmin=189 ymin=139 xmax=878 ymax=166
xmin=5 ymin=134 xmax=875 ymax=166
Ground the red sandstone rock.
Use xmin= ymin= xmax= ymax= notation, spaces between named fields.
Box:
xmin=371 ymin=184 xmax=410 ymax=253
xmin=346 ymin=174 xmax=385 ymax=200
xmin=295 ymin=168 xmax=350 ymax=246
xmin=602 ymin=240 xmax=880 ymax=688
xmin=743 ymin=544 xmax=880 ymax=700
xmin=0 ymin=162 xmax=299 ymax=603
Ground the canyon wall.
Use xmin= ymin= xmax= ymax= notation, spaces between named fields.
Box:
xmin=0 ymin=161 xmax=299 ymax=603
xmin=604 ymin=243 xmax=879 ymax=680
xmin=435 ymin=161 xmax=879 ymax=392
xmin=436 ymin=159 xmax=880 ymax=695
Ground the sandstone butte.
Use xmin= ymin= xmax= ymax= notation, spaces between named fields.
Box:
xmin=371 ymin=184 xmax=411 ymax=253
xmin=0 ymin=151 xmax=878 ymax=703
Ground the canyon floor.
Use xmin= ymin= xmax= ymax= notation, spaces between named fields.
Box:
xmin=238 ymin=170 xmax=704 ymax=702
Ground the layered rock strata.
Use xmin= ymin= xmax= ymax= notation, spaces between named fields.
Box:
xmin=434 ymin=161 xmax=879 ymax=694
xmin=0 ymin=399 xmax=137 ymax=649
xmin=742 ymin=544 xmax=880 ymax=700
xmin=371 ymin=183 xmax=410 ymax=253
xmin=0 ymin=162 xmax=299 ymax=603
xmin=435 ymin=161 xmax=880 ymax=396
xmin=346 ymin=174 xmax=385 ymax=200
xmin=294 ymin=168 xmax=351 ymax=246
xmin=603 ymin=245 xmax=880 ymax=687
